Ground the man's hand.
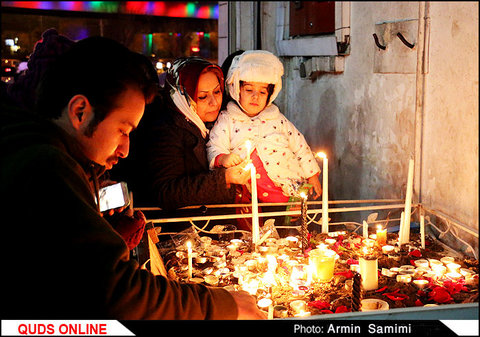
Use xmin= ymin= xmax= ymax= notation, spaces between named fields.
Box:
xmin=229 ymin=290 xmax=267 ymax=319
xmin=105 ymin=208 xmax=146 ymax=250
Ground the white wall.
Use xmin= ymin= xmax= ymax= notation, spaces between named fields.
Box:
xmin=225 ymin=1 xmax=478 ymax=250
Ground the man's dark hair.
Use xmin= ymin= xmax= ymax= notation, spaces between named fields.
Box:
xmin=35 ymin=36 xmax=158 ymax=133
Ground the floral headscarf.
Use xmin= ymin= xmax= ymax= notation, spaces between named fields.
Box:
xmin=164 ymin=57 xmax=224 ymax=138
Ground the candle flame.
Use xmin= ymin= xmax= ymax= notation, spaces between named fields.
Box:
xmin=316 ymin=152 xmax=327 ymax=159
xmin=376 ymin=224 xmax=383 ymax=230
xmin=186 ymin=241 xmax=192 ymax=249
xmin=300 ymin=192 xmax=307 ymax=200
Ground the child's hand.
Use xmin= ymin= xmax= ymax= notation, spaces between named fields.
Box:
xmin=219 ymin=153 xmax=243 ymax=168
xmin=307 ymin=174 xmax=322 ymax=200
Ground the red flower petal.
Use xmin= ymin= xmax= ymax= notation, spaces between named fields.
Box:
xmin=335 ymin=306 xmax=349 ymax=313
xmin=335 ymin=270 xmax=354 ymax=279
xmin=429 ymin=286 xmax=453 ymax=304
xmin=383 ymin=289 xmax=409 ymax=301
xmin=385 ymin=294 xmax=409 ymax=301
xmin=376 ymin=286 xmax=388 ymax=293
xmin=308 ymin=301 xmax=330 ymax=310
xmin=321 ymin=310 xmax=334 ymax=314
xmin=415 ymin=299 xmax=424 ymax=306
xmin=408 ymin=249 xmax=422 ymax=257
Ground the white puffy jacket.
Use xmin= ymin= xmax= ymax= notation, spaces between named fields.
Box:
xmin=207 ymin=101 xmax=320 ymax=196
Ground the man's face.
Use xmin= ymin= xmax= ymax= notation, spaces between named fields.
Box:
xmin=78 ymin=87 xmax=145 ymax=169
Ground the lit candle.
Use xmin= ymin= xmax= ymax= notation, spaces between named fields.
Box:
xmin=187 ymin=241 xmax=193 ymax=280
xmin=273 ymin=305 xmax=289 ymax=318
xmin=446 ymin=262 xmax=461 ymax=273
xmin=230 ymin=239 xmax=243 ymax=247
xmin=286 ymin=236 xmax=299 ymax=248
xmin=428 ymin=259 xmax=442 ymax=268
xmin=325 ymin=238 xmax=336 ymax=245
xmin=445 ymin=272 xmax=462 ymax=280
xmin=266 ymin=255 xmax=278 ymax=273
xmin=381 ymin=268 xmax=396 ymax=277
xmin=440 ymin=256 xmax=455 ymax=265
xmin=363 ymin=220 xmax=369 ymax=239
xmin=396 ymin=274 xmax=412 ymax=283
xmin=350 ymin=264 xmax=360 ymax=273
xmin=390 ymin=267 xmax=401 ymax=274
xmin=364 ymin=238 xmax=375 ymax=248
xmin=413 ymin=279 xmax=429 ymax=289
xmin=245 ymin=162 xmax=260 ymax=246
xmin=376 ymin=225 xmax=387 ymax=246
xmin=432 ymin=264 xmax=447 ymax=276
xmin=290 ymin=299 xmax=307 ymax=314
xmin=309 ymin=247 xmax=336 ymax=282
xmin=420 ymin=214 xmax=425 ymax=249
xmin=316 ymin=152 xmax=329 ymax=233
xmin=245 ymin=259 xmax=258 ymax=272
xmin=382 ymin=245 xmax=395 ymax=254
xmin=465 ymin=274 xmax=479 ymax=286
xmin=415 ymin=267 xmax=432 ymax=276
xmin=359 ymin=248 xmax=378 ymax=291
xmin=414 ymin=259 xmax=429 ymax=268
xmin=242 ymin=279 xmax=259 ymax=296
xmin=289 ymin=264 xmax=310 ymax=290
xmin=294 ymin=310 xmax=311 ymax=318
xmin=257 ymin=298 xmax=273 ymax=320
xmin=460 ymin=268 xmax=475 ymax=277
xmin=401 ymin=158 xmax=414 ymax=244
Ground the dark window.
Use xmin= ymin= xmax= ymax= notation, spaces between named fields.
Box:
xmin=289 ymin=1 xmax=335 ymax=37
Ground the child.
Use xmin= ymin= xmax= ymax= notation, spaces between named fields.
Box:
xmin=207 ymin=50 xmax=322 ymax=210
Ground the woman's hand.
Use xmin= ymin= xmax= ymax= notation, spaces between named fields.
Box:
xmin=307 ymin=174 xmax=322 ymax=200
xmin=225 ymin=160 xmax=251 ymax=186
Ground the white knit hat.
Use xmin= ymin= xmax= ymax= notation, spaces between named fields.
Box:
xmin=226 ymin=50 xmax=284 ymax=108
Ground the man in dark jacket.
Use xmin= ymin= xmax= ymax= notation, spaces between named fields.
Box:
xmin=1 ymin=36 xmax=264 ymax=319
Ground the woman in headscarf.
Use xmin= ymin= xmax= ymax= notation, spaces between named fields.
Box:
xmin=119 ymin=57 xmax=249 ymax=231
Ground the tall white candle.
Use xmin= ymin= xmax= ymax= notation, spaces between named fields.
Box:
xmin=363 ymin=221 xmax=369 ymax=239
xmin=399 ymin=211 xmax=405 ymax=244
xmin=187 ymin=241 xmax=193 ymax=279
xmin=401 ymin=159 xmax=414 ymax=244
xmin=247 ymin=162 xmax=260 ymax=246
xmin=420 ymin=214 xmax=425 ymax=249
xmin=316 ymin=152 xmax=329 ymax=233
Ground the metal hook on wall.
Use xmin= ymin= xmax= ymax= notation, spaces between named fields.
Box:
xmin=372 ymin=33 xmax=386 ymax=50
xmin=397 ymin=32 xmax=415 ymax=48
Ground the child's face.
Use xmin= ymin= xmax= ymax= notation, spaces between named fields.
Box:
xmin=239 ymin=81 xmax=270 ymax=117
